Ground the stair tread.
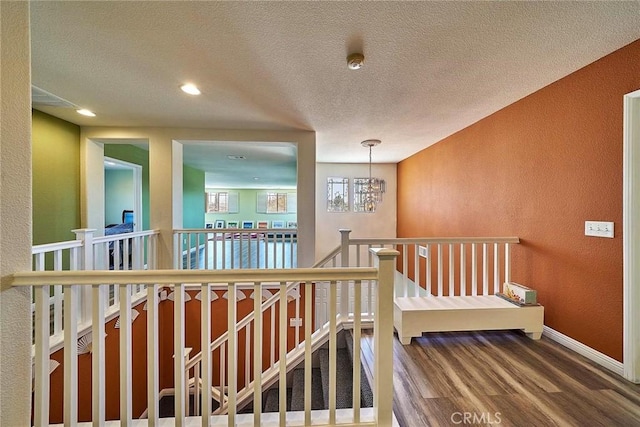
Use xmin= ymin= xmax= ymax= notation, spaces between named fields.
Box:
xmin=344 ymin=329 xmax=374 ymax=408
xmin=263 ymin=387 xmax=292 ymax=413
xmin=290 ymin=367 xmax=324 ymax=411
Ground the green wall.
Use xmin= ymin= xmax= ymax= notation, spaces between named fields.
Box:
xmin=204 ymin=188 xmax=297 ymax=227
xmin=103 ymin=145 xmax=150 ymax=230
xmin=183 ymin=165 xmax=205 ymax=228
xmin=32 ymin=110 xmax=80 ymax=244
xmin=104 ymin=169 xmax=134 ymax=225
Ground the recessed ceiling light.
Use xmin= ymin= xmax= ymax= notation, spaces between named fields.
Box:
xmin=76 ymin=108 xmax=96 ymax=117
xmin=180 ymin=83 xmax=201 ymax=95
xmin=227 ymin=155 xmax=246 ymax=160
xmin=253 ymin=177 xmax=260 ymax=180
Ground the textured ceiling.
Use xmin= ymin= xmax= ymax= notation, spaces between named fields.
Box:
xmin=30 ymin=1 xmax=640 ymax=169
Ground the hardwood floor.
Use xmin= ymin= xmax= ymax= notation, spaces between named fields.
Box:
xmin=361 ymin=330 xmax=640 ymax=426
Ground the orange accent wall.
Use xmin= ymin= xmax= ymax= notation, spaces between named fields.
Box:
xmin=397 ymin=39 xmax=640 ymax=361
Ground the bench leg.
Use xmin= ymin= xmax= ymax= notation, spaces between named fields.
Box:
xmin=526 ymin=331 xmax=542 ymax=340
xmin=398 ymin=335 xmax=413 ymax=345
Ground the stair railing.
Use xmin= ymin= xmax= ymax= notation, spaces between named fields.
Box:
xmin=174 ymin=227 xmax=298 ymax=270
xmin=182 ymin=244 xmax=343 ymax=414
xmin=30 ymin=228 xmax=158 ymax=354
xmin=13 ymin=248 xmax=398 ymax=426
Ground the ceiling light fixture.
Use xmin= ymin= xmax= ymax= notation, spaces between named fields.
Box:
xmin=360 ymin=139 xmax=385 ymax=213
xmin=180 ymin=83 xmax=201 ymax=95
xmin=347 ymin=53 xmax=365 ymax=70
xmin=76 ymin=108 xmax=96 ymax=117
xmin=227 ymin=155 xmax=246 ymax=160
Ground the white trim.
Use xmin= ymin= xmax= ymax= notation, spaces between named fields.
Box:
xmin=623 ymin=89 xmax=640 ymax=383
xmin=543 ymin=326 xmax=623 ymax=377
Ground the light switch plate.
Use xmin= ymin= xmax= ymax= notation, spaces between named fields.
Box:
xmin=585 ymin=221 xmax=614 ymax=238
xmin=418 ymin=246 xmax=428 ymax=258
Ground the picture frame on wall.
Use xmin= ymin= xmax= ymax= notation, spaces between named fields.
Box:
xmin=205 ymin=223 xmax=214 ymax=229
xmin=227 ymin=220 xmax=239 ymax=229
xmin=214 ymin=220 xmax=225 ymax=229
xmin=287 ymin=221 xmax=297 ymax=229
xmin=242 ymin=221 xmax=254 ymax=229
xmin=257 ymin=220 xmax=269 ymax=229
xmin=271 ymin=220 xmax=285 ymax=228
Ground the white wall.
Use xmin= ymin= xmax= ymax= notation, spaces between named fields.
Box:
xmin=315 ymin=163 xmax=397 ymax=262
xmin=0 ymin=2 xmax=33 ymax=425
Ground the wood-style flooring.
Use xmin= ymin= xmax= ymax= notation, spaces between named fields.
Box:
xmin=360 ymin=330 xmax=640 ymax=427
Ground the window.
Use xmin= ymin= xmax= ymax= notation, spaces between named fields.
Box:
xmin=257 ymin=192 xmax=296 ymax=213
xmin=327 ymin=177 xmax=349 ymax=212
xmin=266 ymin=192 xmax=287 ymax=213
xmin=206 ymin=191 xmax=239 ymax=213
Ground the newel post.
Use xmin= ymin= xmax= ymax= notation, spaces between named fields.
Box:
xmin=73 ymin=229 xmax=96 ymax=324
xmin=339 ymin=229 xmax=352 ymax=318
xmin=371 ymin=247 xmax=399 ymax=426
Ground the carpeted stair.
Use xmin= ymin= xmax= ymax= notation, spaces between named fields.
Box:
xmin=263 ymin=329 xmax=372 ymax=413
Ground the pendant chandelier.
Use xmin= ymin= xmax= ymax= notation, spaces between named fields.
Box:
xmin=360 ymin=139 xmax=385 ymax=213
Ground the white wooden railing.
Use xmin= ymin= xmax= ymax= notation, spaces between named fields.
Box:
xmin=174 ymin=228 xmax=297 ymax=270
xmin=31 ymin=228 xmax=159 ymax=351
xmin=310 ymin=230 xmax=520 ymax=326
xmin=13 ymin=248 xmax=398 ymax=426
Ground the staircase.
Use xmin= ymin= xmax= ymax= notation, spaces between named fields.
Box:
xmin=263 ymin=330 xmax=373 ymax=413
xmin=158 ymin=330 xmax=373 ymax=417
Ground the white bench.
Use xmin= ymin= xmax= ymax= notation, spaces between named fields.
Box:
xmin=393 ymin=295 xmax=544 ymax=345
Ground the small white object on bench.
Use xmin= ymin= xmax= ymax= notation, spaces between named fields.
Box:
xmin=393 ymin=295 xmax=544 ymax=345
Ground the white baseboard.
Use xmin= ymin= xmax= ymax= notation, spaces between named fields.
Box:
xmin=543 ymin=325 xmax=624 ymax=376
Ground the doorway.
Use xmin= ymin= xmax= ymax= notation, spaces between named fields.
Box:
xmin=623 ymin=89 xmax=640 ymax=383
xmin=104 ymin=157 xmax=142 ymax=231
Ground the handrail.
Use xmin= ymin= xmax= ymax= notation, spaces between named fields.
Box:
xmin=11 ymin=267 xmax=378 ymax=287
xmin=92 ymin=228 xmax=159 ymax=244
xmin=314 ymin=244 xmax=342 ymax=267
xmin=184 ymin=244 xmax=346 ymax=371
xmin=348 ymin=236 xmax=520 ymax=245
xmin=32 ymin=240 xmax=83 ymax=254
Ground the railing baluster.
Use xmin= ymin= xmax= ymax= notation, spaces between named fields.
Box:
xmin=228 ymin=282 xmax=237 ymax=425
xmin=34 ymin=284 xmax=50 ymax=426
xmin=245 ymin=322 xmax=250 ymax=389
xmin=270 ymin=306 xmax=276 ymax=368
xmin=92 ymin=284 xmax=106 ymax=426
xmin=295 ymin=284 xmax=300 ymax=347
xmin=353 ymin=279 xmax=362 ymax=423
xmin=119 ymin=284 xmax=133 ymax=425
xmin=147 ymin=284 xmax=159 ymax=426
xmin=174 ymin=283 xmax=186 ymax=425
xmin=505 ymin=243 xmax=511 ymax=283
xmin=472 ymin=243 xmax=478 ymax=296
xmin=53 ymin=251 xmax=63 ymax=336
xmin=402 ymin=243 xmax=409 ymax=297
xmin=494 ymin=243 xmax=500 ymax=294
xmin=449 ymin=243 xmax=455 ymax=296
xmin=437 ymin=244 xmax=443 ymax=296
xmin=304 ymin=281 xmax=312 ymax=426
xmin=64 ymin=284 xmax=79 ymax=425
xmin=329 ymin=280 xmax=337 ymax=425
xmin=426 ymin=244 xmax=432 ymax=296
xmin=483 ymin=243 xmax=489 ymax=296
xmin=460 ymin=243 xmax=466 ymax=296
xmin=413 ymin=244 xmax=419 ymax=297
xmin=253 ymin=282 xmax=263 ymax=427
xmin=220 ymin=342 xmax=226 ymax=412
xmin=201 ymin=282 xmax=212 ymax=427
xmin=279 ymin=281 xmax=287 ymax=426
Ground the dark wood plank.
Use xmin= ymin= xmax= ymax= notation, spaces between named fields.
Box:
xmin=360 ymin=329 xmax=640 ymax=427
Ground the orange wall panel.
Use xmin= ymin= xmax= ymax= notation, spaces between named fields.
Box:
xmin=397 ymin=39 xmax=640 ymax=361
